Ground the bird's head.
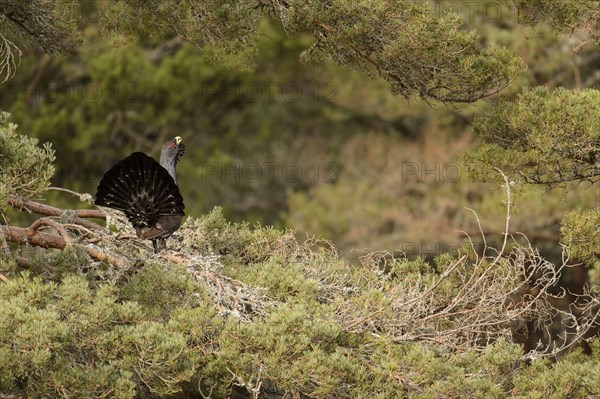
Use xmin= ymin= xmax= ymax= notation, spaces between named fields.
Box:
xmin=161 ymin=136 xmax=186 ymax=165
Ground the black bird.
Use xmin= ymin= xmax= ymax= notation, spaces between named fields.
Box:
xmin=95 ymin=137 xmax=186 ymax=252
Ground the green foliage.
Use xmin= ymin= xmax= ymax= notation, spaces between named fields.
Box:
xmin=0 ymin=264 xmax=217 ymax=398
xmin=512 ymin=341 xmax=600 ymax=398
xmin=466 ymin=87 xmax=600 ymax=186
xmin=210 ymin=304 xmax=350 ymax=398
xmin=4 ymin=0 xmax=524 ymax=102
xmin=284 ymin=0 xmax=523 ymax=102
xmin=97 ymin=0 xmax=262 ymax=69
xmin=0 ymin=0 xmax=79 ymax=52
xmin=24 ymin=246 xmax=89 ymax=281
xmin=2 ymin=208 xmax=600 ymax=398
xmin=512 ymin=0 xmax=600 ymax=44
xmin=177 ymin=209 xmax=598 ymax=398
xmin=0 ymin=112 xmax=55 ymax=208
xmin=561 ymin=209 xmax=600 ymax=282
xmin=234 ymin=258 xmax=319 ymax=302
xmin=0 ymin=0 xmax=80 ymax=81
xmin=1 ymin=1 xmax=599 ymax=397
xmin=181 ymin=207 xmax=299 ymax=267
xmin=122 ymin=262 xmax=209 ymax=319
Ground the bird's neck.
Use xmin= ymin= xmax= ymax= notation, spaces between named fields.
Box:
xmin=160 ymin=159 xmax=178 ymax=186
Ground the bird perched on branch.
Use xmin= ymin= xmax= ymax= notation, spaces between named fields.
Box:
xmin=95 ymin=137 xmax=186 ymax=252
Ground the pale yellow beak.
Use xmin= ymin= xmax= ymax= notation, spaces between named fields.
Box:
xmin=175 ymin=136 xmax=182 ymax=144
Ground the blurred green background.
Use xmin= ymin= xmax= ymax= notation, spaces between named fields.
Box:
xmin=1 ymin=2 xmax=597 ymax=265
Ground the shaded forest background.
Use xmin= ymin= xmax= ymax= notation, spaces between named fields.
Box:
xmin=1 ymin=1 xmax=597 ymax=265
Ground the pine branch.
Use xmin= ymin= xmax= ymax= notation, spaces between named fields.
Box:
xmin=8 ymin=196 xmax=105 ymax=231
xmin=1 ymin=195 xmax=126 ymax=267
xmin=0 ymin=224 xmax=125 ymax=267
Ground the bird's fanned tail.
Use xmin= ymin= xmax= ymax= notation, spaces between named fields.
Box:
xmin=94 ymin=152 xmax=185 ymax=233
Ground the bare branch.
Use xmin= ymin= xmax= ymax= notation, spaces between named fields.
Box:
xmin=7 ymin=196 xmax=105 ymax=231
xmin=0 ymin=224 xmax=125 ymax=267
xmin=0 ymin=30 xmax=21 ymax=83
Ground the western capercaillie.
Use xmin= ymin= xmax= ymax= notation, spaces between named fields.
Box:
xmin=95 ymin=137 xmax=185 ymax=252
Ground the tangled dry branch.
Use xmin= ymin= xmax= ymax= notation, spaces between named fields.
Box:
xmin=314 ymin=171 xmax=598 ymax=357
xmin=0 ymin=29 xmax=21 ymax=83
